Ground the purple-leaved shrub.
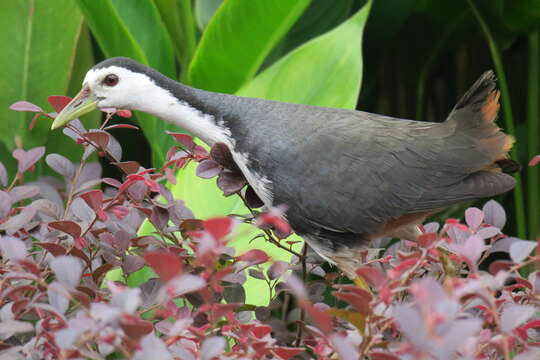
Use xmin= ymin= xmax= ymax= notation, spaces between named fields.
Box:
xmin=0 ymin=96 xmax=539 ymax=359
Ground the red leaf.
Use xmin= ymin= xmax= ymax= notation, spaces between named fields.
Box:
xmin=82 ymin=132 xmax=110 ymax=149
xmin=237 ymin=249 xmax=270 ymax=265
xmin=112 ymin=161 xmax=140 ymax=174
xmin=116 ymin=110 xmax=132 ymax=118
xmin=305 ymin=304 xmax=333 ymax=334
xmin=36 ymin=243 xmax=67 ymax=257
xmin=80 ymin=190 xmax=103 ymax=212
xmin=120 ymin=314 xmax=153 ymax=340
xmin=529 ymin=155 xmax=540 ymax=167
xmin=103 ymin=123 xmax=139 ymax=130
xmin=10 ymin=101 xmax=44 ymax=113
xmin=332 ymin=291 xmax=370 ymax=316
xmin=203 ymin=217 xmax=234 ymax=240
xmin=110 ymin=205 xmax=129 ymax=219
xmin=47 ymin=96 xmax=72 ymax=113
xmin=273 ymin=347 xmax=304 ymax=360
xmin=251 ymin=325 xmax=272 ymax=339
xmin=48 ymin=220 xmax=82 ymax=238
xmin=369 ymin=352 xmax=400 ymax=360
xmin=355 ymin=267 xmax=387 ymax=288
xmin=13 ymin=147 xmax=45 ymax=173
xmin=166 ymin=131 xmax=195 ymax=149
xmin=103 ymin=177 xmax=122 ymax=188
xmin=417 ymin=233 xmax=438 ymax=248
xmin=144 ymin=251 xmax=182 ymax=282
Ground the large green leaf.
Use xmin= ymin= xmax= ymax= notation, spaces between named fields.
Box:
xmin=75 ymin=0 xmax=177 ymax=164
xmin=504 ymin=0 xmax=540 ymax=33
xmin=187 ymin=0 xmax=311 ymax=93
xmin=237 ymin=0 xmax=372 ymax=109
xmin=0 ymin=0 xmax=82 ymax=151
xmin=154 ymin=0 xmax=198 ymax=76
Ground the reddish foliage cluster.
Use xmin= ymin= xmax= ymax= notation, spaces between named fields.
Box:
xmin=1 ymin=99 xmax=539 ymax=359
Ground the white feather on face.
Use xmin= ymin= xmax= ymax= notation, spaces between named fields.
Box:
xmin=83 ymin=65 xmax=275 ymax=206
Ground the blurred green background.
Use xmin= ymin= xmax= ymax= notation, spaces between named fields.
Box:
xmin=1 ymin=0 xmax=539 ymax=243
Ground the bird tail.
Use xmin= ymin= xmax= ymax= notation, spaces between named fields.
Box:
xmin=446 ymin=70 xmax=519 ymax=174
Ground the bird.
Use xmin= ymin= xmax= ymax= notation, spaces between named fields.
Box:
xmin=52 ymin=57 xmax=518 ymax=278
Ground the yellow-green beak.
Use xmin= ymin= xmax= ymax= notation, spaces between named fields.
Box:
xmin=51 ymin=86 xmax=97 ymax=129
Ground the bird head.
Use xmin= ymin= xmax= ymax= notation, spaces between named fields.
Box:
xmin=51 ymin=57 xmax=158 ymax=129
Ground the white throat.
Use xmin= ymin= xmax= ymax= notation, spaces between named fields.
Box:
xmin=122 ymin=74 xmax=275 ymax=206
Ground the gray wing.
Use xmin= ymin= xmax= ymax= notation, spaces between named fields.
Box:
xmin=266 ymin=110 xmax=513 ymax=236
xmin=202 ymin=82 xmax=514 ymax=237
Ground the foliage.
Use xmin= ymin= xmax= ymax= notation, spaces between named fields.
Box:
xmin=2 ymin=1 xmax=540 ymax=358
xmin=1 ymin=97 xmax=540 ymax=359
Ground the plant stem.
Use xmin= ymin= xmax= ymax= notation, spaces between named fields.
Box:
xmin=467 ymin=0 xmax=526 ymax=239
xmin=295 ymin=244 xmax=308 ymax=347
xmin=528 ymin=31 xmax=540 ymax=240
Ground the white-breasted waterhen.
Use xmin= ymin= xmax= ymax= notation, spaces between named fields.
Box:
xmin=52 ymin=57 xmax=518 ymax=278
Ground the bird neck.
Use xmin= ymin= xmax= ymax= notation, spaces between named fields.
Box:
xmin=133 ymin=77 xmax=232 ymax=146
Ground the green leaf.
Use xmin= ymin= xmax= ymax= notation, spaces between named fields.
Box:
xmin=75 ymin=0 xmax=177 ymax=164
xmin=0 ymin=0 xmax=82 ymax=151
xmin=194 ymin=0 xmax=223 ymax=31
xmin=154 ymin=0 xmax=198 ymax=76
xmin=504 ymin=0 xmax=540 ymax=33
xmin=188 ymin=0 xmax=311 ymax=93
xmin=237 ymin=0 xmax=372 ymax=109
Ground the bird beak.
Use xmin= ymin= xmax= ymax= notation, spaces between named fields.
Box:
xmin=51 ymin=85 xmax=97 ymax=129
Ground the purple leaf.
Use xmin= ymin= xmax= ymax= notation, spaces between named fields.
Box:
xmin=0 ymin=161 xmax=7 ymax=187
xmin=13 ymin=147 xmax=45 ymax=173
xmin=0 ymin=206 xmax=36 ymax=234
xmin=0 ymin=235 xmax=27 ymax=260
xmin=0 ymin=319 xmax=34 ymax=340
xmin=509 ymin=240 xmax=537 ymax=263
xmin=196 ymin=159 xmax=221 ymax=178
xmin=483 ymin=199 xmax=506 ymax=229
xmin=166 ymin=274 xmax=206 ymax=297
xmin=200 ymin=336 xmax=226 ymax=360
xmin=110 ymin=284 xmax=141 ymax=313
xmin=46 ymin=154 xmax=75 ymax=179
xmin=248 ymin=268 xmax=266 ymax=280
xmin=434 ymin=319 xmax=482 ymax=360
xmin=217 ymin=170 xmax=246 ymax=196
xmin=286 ymin=274 xmax=308 ymax=300
xmin=514 ymin=349 xmax=540 ymax=360
xmin=50 ymin=256 xmax=82 ymax=289
xmin=9 ymin=101 xmax=43 ymax=113
xmin=393 ymin=304 xmax=430 ymax=349
xmin=0 ymin=191 xmax=11 ymax=219
xmin=449 ymin=234 xmax=485 ymax=265
xmin=62 ymin=119 xmax=86 ymax=142
xmin=488 ymin=236 xmax=519 ymax=254
xmin=500 ymin=304 xmax=536 ymax=332
xmin=476 ymin=226 xmax=500 ymax=239
xmin=423 ymin=222 xmax=439 ymax=233
xmin=465 ymin=207 xmax=483 ymax=229
xmin=133 ymin=334 xmax=173 ymax=360
xmin=169 ymin=200 xmax=194 ymax=225
xmin=329 ymin=334 xmax=359 ymax=360
xmin=122 ymin=255 xmax=145 ymax=274
xmin=48 ymin=282 xmax=70 ymax=314
xmin=70 ymin=197 xmax=94 ymax=221
xmin=9 ymin=185 xmax=40 ymax=203
xmin=268 ymin=261 xmax=289 ymax=280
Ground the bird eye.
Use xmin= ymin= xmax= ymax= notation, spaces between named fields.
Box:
xmin=103 ymin=74 xmax=119 ymax=87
